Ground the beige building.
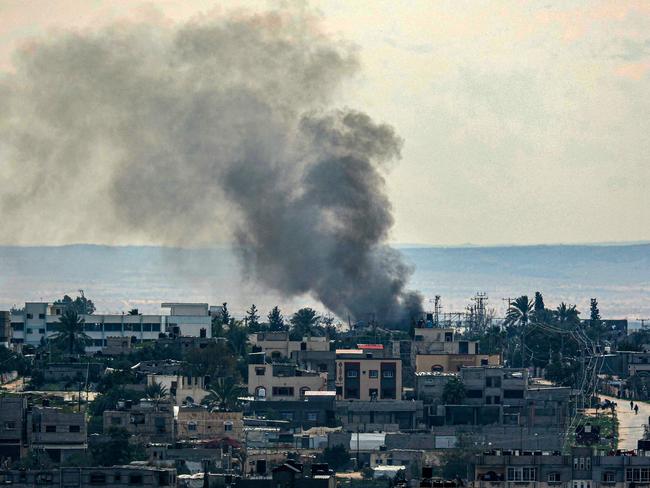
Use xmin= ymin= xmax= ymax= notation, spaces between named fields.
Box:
xmin=247 ymin=362 xmax=327 ymax=401
xmin=335 ymin=349 xmax=402 ymax=401
xmin=175 ymin=406 xmax=243 ymax=442
xmin=415 ymin=353 xmax=500 ymax=373
xmin=103 ymin=401 xmax=175 ymax=443
xmin=147 ymin=374 xmax=209 ymax=405
xmin=249 ymin=332 xmax=330 ymax=360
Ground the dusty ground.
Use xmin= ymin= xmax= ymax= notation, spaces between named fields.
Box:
xmin=601 ymin=395 xmax=650 ymax=450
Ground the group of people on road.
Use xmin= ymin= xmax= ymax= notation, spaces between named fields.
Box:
xmin=630 ymin=400 xmax=640 ymax=414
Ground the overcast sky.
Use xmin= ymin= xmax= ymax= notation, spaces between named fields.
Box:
xmin=1 ymin=0 xmax=648 ymax=246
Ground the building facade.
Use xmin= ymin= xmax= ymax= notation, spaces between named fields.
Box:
xmin=335 ymin=349 xmax=402 ymax=401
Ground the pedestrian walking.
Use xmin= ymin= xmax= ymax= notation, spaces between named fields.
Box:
xmin=635 ymin=404 xmax=639 ymax=415
xmin=631 ymin=400 xmax=634 ymax=410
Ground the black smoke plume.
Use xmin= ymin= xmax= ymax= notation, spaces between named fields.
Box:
xmin=0 ymin=8 xmax=422 ymax=326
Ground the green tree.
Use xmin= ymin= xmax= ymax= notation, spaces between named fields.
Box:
xmin=442 ymin=377 xmax=466 ymax=405
xmin=267 ymin=306 xmax=285 ymax=331
xmin=90 ymin=427 xmax=145 ymax=466
xmin=289 ymin=308 xmax=321 ymax=339
xmin=226 ymin=320 xmax=249 ymax=358
xmin=54 ymin=293 xmax=96 ymax=314
xmin=534 ymin=292 xmax=545 ymax=313
xmin=479 ymin=325 xmax=506 ymax=355
xmin=184 ymin=342 xmax=239 ymax=380
xmin=504 ymin=296 xmax=534 ymax=367
xmin=590 ymin=298 xmax=601 ymax=323
xmin=321 ymin=444 xmax=350 ymax=471
xmin=201 ymin=377 xmax=245 ymax=411
xmin=51 ymin=309 xmax=91 ymax=356
xmin=246 ymin=304 xmax=261 ymax=331
xmin=220 ymin=303 xmax=231 ymax=325
xmin=145 ymin=380 xmax=169 ymax=410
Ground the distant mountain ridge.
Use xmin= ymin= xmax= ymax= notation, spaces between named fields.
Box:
xmin=1 ymin=243 xmax=648 ymax=318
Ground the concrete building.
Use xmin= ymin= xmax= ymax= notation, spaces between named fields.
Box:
xmin=411 ymin=325 xmax=500 ymax=373
xmin=0 ymin=311 xmax=12 ymax=347
xmin=247 ymin=359 xmax=327 ymax=401
xmin=103 ymin=400 xmax=175 ymax=443
xmin=416 ymin=367 xmax=574 ymax=431
xmin=0 ymin=397 xmax=27 ymax=461
xmin=10 ymin=302 xmax=213 ymax=351
xmin=175 ymin=405 xmax=243 ymax=441
xmin=245 ymin=393 xmax=336 ymax=431
xmin=0 ymin=466 xmax=176 ymax=488
xmin=335 ymin=399 xmax=424 ymax=432
xmin=28 ymin=406 xmax=87 ymax=463
xmin=249 ymin=332 xmax=331 ymax=360
xmin=147 ymin=374 xmax=209 ymax=406
xmin=472 ymin=447 xmax=650 ymax=488
xmin=335 ymin=349 xmax=402 ymax=401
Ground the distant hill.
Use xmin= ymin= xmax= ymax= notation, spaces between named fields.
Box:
xmin=1 ymin=243 xmax=648 ymax=319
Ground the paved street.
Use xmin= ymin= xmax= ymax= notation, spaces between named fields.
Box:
xmin=602 ymin=395 xmax=650 ymax=450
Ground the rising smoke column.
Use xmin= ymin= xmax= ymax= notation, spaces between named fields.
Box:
xmin=0 ymin=9 xmax=422 ymax=326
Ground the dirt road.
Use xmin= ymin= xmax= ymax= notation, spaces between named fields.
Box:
xmin=602 ymin=395 xmax=650 ymax=450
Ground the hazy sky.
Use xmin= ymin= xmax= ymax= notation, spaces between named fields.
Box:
xmin=1 ymin=0 xmax=648 ymax=246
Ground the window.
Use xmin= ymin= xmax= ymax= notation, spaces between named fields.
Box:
xmin=602 ymin=472 xmax=616 ymax=483
xmin=39 ymin=328 xmax=45 ymax=334
xmin=4 ymin=421 xmax=16 ymax=430
xmin=486 ymin=376 xmax=501 ymax=388
xmin=382 ymin=370 xmax=394 ymax=378
xmin=318 ymin=364 xmax=328 ymax=373
xmin=90 ymin=473 xmax=106 ymax=485
xmin=69 ymin=425 xmax=80 ymax=433
xmin=280 ymin=412 xmax=294 ymax=420
xmin=369 ymin=370 xmax=379 ymax=379
xmin=306 ymin=412 xmax=318 ymax=421
xmin=300 ymin=387 xmax=311 ymax=396
xmin=154 ymin=417 xmax=166 ymax=433
xmin=38 ymin=313 xmax=45 ymax=319
xmin=187 ymin=422 xmax=197 ymax=432
xmin=129 ymin=475 xmax=143 ymax=485
xmin=347 ymin=369 xmax=358 ymax=378
xmin=27 ymin=328 xmax=32 ymax=334
xmin=626 ymin=468 xmax=650 ymax=482
xmin=466 ymin=389 xmax=483 ymax=398
xmin=369 ymin=388 xmax=378 ymax=399
xmin=548 ymin=472 xmax=561 ymax=483
xmin=45 ymin=425 xmax=56 ymax=433
xmin=255 ymin=367 xmax=266 ymax=376
xmin=114 ymin=475 xmax=121 ymax=483
xmin=507 ymin=468 xmax=536 ymax=482
xmin=345 ymin=388 xmax=359 ymax=399
xmin=381 ymin=389 xmax=396 ymax=399
xmin=27 ymin=314 xmax=33 ymax=319
xmin=224 ymin=421 xmax=233 ymax=432
xmin=255 ymin=387 xmax=266 ymax=399
xmin=272 ymin=387 xmax=294 ymax=396
xmin=503 ymin=389 xmax=524 ymax=399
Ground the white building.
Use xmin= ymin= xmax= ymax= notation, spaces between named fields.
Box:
xmin=10 ymin=302 xmax=213 ymax=353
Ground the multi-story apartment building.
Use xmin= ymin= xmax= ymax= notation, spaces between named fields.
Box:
xmin=10 ymin=302 xmax=213 ymax=352
xmin=248 ymin=356 xmax=328 ymax=401
xmin=0 ymin=311 xmax=12 ymax=347
xmin=0 ymin=466 xmax=176 ymax=488
xmin=0 ymin=397 xmax=27 ymax=461
xmin=28 ymin=406 xmax=87 ymax=463
xmin=249 ymin=332 xmax=331 ymax=359
xmin=103 ymin=400 xmax=175 ymax=443
xmin=412 ymin=326 xmax=500 ymax=373
xmin=175 ymin=405 xmax=243 ymax=441
xmin=335 ymin=348 xmax=402 ymax=401
xmin=473 ymin=447 xmax=650 ymax=488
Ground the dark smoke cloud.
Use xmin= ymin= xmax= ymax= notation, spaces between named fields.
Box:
xmin=0 ymin=8 xmax=422 ymax=326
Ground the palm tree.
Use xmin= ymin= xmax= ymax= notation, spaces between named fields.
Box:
xmin=52 ymin=309 xmax=91 ymax=357
xmin=554 ymin=302 xmax=580 ymax=357
xmin=289 ymin=308 xmax=321 ymax=340
xmin=201 ymin=378 xmax=245 ymax=412
xmin=145 ymin=380 xmax=169 ymax=410
xmin=504 ymin=296 xmax=533 ymax=368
